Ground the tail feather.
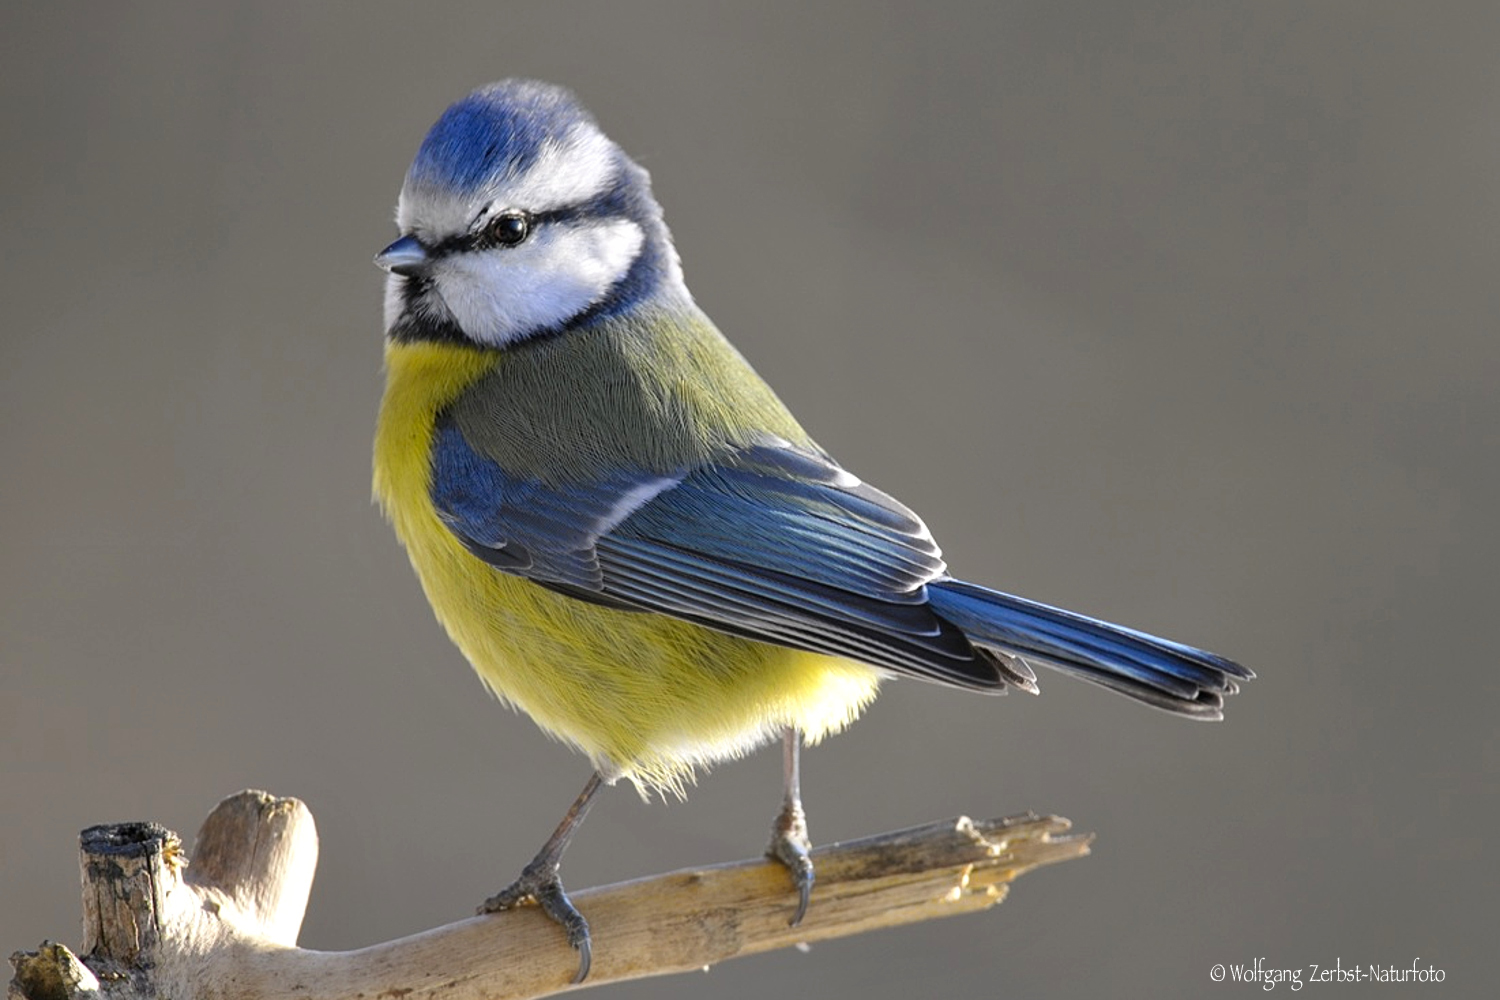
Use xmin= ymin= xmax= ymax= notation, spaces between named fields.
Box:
xmin=928 ymin=579 xmax=1252 ymax=720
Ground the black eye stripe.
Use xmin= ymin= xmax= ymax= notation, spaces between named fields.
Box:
xmin=426 ymin=208 xmax=562 ymax=256
xmin=427 ymin=187 xmax=634 ymax=258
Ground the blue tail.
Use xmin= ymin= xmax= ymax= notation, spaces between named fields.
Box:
xmin=927 ymin=579 xmax=1252 ymax=719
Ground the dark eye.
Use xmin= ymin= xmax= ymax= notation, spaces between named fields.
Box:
xmin=484 ymin=210 xmax=531 ymax=248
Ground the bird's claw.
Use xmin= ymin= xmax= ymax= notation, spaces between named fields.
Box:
xmin=767 ymin=802 xmax=815 ymax=926
xmin=478 ymin=859 xmax=593 ymax=983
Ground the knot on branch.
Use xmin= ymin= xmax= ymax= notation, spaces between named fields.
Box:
xmin=9 ymin=791 xmax=318 ymax=1000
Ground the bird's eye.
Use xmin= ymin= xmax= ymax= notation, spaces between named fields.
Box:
xmin=483 ymin=210 xmax=531 ymax=248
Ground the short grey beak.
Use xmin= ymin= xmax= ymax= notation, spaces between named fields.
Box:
xmin=375 ymin=235 xmax=431 ymax=276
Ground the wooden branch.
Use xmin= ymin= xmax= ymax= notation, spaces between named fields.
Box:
xmin=9 ymin=790 xmax=1091 ymax=1000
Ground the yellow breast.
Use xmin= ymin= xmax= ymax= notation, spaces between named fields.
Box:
xmin=373 ymin=340 xmax=883 ymax=794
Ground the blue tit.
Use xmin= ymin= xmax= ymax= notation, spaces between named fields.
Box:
xmin=373 ymin=79 xmax=1251 ymax=982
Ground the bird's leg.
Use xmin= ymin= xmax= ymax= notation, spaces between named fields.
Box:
xmin=479 ymin=771 xmax=605 ymax=983
xmin=766 ymin=726 xmax=814 ymax=925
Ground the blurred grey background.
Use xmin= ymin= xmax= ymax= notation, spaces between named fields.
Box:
xmin=3 ymin=2 xmax=1495 ymax=997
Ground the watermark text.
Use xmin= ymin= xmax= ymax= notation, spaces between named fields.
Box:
xmin=1208 ymin=957 xmax=1446 ymax=990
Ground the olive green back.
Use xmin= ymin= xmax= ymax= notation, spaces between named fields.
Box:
xmin=448 ymin=306 xmax=815 ymax=482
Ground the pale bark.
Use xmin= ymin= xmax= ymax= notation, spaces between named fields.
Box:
xmin=9 ymin=790 xmax=1090 ymax=1000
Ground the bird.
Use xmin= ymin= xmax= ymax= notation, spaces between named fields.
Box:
xmin=373 ymin=79 xmax=1251 ymax=983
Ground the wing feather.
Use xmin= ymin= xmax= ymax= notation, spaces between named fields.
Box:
xmin=430 ymin=423 xmax=1005 ymax=691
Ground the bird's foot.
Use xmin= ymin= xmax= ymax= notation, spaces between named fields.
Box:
xmin=478 ymin=857 xmax=592 ymax=983
xmin=766 ymin=800 xmax=815 ymax=926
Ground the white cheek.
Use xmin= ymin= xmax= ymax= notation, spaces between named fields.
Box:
xmin=432 ymin=219 xmax=645 ymax=347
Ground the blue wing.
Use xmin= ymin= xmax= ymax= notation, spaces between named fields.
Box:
xmin=431 ymin=416 xmax=1249 ymax=714
xmin=430 ymin=418 xmax=1012 ymax=690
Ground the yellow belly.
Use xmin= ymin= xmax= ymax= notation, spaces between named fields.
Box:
xmin=373 ymin=341 xmax=882 ymax=795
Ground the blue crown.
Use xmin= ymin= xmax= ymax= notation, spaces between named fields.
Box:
xmin=409 ymin=79 xmax=594 ymax=194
